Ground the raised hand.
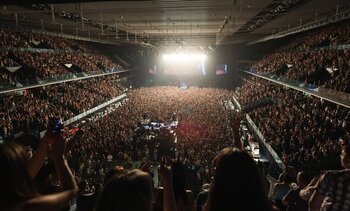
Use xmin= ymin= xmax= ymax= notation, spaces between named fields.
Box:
xmin=48 ymin=134 xmax=67 ymax=162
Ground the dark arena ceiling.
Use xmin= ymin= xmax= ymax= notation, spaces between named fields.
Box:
xmin=1 ymin=0 xmax=349 ymax=51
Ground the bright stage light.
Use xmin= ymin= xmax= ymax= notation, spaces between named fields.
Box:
xmin=162 ymin=53 xmax=206 ymax=61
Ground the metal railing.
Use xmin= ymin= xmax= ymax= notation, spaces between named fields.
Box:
xmin=38 ymin=93 xmax=127 ymax=138
xmin=0 ymin=69 xmax=133 ymax=94
xmin=231 ymin=95 xmax=286 ymax=171
xmin=249 ymin=7 xmax=350 ymax=45
xmin=242 ymin=70 xmax=350 ymax=109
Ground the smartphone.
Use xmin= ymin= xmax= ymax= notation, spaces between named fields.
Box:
xmin=49 ymin=118 xmax=64 ymax=134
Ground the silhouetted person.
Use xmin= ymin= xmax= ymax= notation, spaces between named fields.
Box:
xmin=204 ymin=147 xmax=275 ymax=211
xmin=95 ymin=169 xmax=153 ymax=211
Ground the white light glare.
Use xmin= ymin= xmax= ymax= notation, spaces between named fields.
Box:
xmin=163 ymin=53 xmax=206 ymax=61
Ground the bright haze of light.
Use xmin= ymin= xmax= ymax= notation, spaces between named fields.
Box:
xmin=161 ymin=53 xmax=207 ymax=75
xmin=162 ymin=53 xmax=207 ymax=61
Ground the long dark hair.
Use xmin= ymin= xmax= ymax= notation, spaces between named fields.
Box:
xmin=207 ymin=147 xmax=272 ymax=211
xmin=0 ymin=143 xmax=37 ymax=206
xmin=95 ymin=169 xmax=153 ymax=211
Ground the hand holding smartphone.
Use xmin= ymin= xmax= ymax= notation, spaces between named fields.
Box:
xmin=48 ymin=118 xmax=65 ymax=134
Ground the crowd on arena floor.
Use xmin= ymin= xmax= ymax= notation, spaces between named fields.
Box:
xmin=250 ymin=20 xmax=350 ymax=93
xmin=234 ymin=75 xmax=350 ymax=170
xmin=67 ymin=87 xmax=235 ymax=186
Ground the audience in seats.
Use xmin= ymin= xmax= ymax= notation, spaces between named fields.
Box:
xmin=0 ymin=30 xmax=30 ymax=48
xmin=0 ymin=74 xmax=126 ymax=139
xmin=277 ymin=21 xmax=350 ymax=52
xmin=0 ymin=51 xmax=18 ymax=68
xmin=15 ymin=51 xmax=71 ymax=78
xmin=250 ymin=20 xmax=350 ymax=93
xmin=235 ymin=76 xmax=349 ymax=170
xmin=13 ymin=51 xmax=119 ymax=79
xmin=0 ymin=51 xmax=18 ymax=86
xmin=0 ymin=30 xmax=123 ymax=84
xmin=0 ymin=29 xmax=97 ymax=53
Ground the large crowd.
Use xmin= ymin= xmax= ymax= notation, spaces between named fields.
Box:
xmin=0 ymin=29 xmax=97 ymax=53
xmin=1 ymin=18 xmax=350 ymax=211
xmin=250 ymin=20 xmax=350 ymax=93
xmin=277 ymin=21 xmax=350 ymax=52
xmin=234 ymin=75 xmax=350 ymax=170
xmin=1 ymin=83 xmax=349 ymax=211
xmin=68 ymin=87 xmax=235 ymax=186
xmin=0 ymin=30 xmax=123 ymax=86
xmin=0 ymin=51 xmax=18 ymax=85
xmin=1 ymin=50 xmax=122 ymax=82
xmin=0 ymin=74 xmax=126 ymax=139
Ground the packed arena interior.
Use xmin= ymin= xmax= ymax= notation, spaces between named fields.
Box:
xmin=1 ymin=1 xmax=350 ymax=211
